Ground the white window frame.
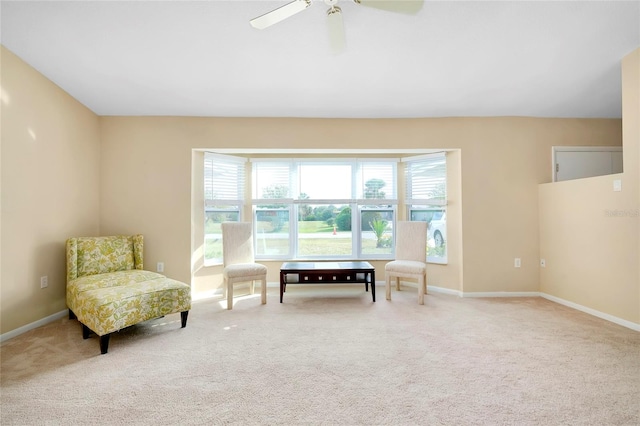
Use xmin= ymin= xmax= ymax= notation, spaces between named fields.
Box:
xmin=204 ymin=152 xmax=247 ymax=265
xmin=403 ymin=152 xmax=448 ymax=264
xmin=251 ymin=158 xmax=398 ymax=260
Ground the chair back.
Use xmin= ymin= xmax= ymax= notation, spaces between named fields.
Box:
xmin=66 ymin=234 xmax=144 ymax=282
xmin=395 ymin=221 xmax=427 ymax=262
xmin=221 ymin=222 xmax=255 ymax=267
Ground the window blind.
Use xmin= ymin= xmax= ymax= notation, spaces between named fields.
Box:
xmin=204 ymin=153 xmax=246 ymax=207
xmin=404 ymin=153 xmax=447 ymax=206
xmin=357 ymin=161 xmax=397 ymax=203
xmin=252 ymin=161 xmax=293 ymax=202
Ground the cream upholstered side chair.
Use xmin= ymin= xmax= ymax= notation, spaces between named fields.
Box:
xmin=221 ymin=222 xmax=267 ymax=310
xmin=385 ymin=221 xmax=428 ymax=304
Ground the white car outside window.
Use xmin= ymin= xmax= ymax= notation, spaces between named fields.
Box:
xmin=428 ymin=212 xmax=446 ymax=247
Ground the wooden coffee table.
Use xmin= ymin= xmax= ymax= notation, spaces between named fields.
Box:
xmin=279 ymin=261 xmax=376 ymax=303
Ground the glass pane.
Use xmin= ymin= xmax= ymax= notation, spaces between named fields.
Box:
xmin=405 ymin=154 xmax=446 ymax=204
xmin=298 ymin=204 xmax=352 ymax=257
xmin=358 ymin=162 xmax=396 ymax=200
xmin=204 ymin=209 xmax=240 ymax=262
xmin=410 ymin=208 xmax=446 ymax=260
xmin=205 ymin=154 xmax=245 ymax=206
xmin=299 ymin=164 xmax=352 ymax=200
xmin=361 ymin=209 xmax=394 ymax=255
xmin=253 ymin=162 xmax=291 ymax=200
xmin=255 ymin=208 xmax=290 ymax=256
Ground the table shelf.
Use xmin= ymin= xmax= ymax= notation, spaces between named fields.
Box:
xmin=279 ymin=262 xmax=375 ymax=303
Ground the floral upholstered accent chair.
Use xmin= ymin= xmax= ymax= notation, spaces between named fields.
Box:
xmin=66 ymin=235 xmax=191 ymax=354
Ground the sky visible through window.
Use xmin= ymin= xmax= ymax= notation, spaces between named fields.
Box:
xmin=299 ymin=164 xmax=352 ymax=199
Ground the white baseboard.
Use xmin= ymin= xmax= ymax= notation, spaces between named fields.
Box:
xmin=462 ymin=291 xmax=541 ymax=298
xmin=389 ymin=281 xmax=540 ymax=299
xmin=381 ymin=280 xmax=463 ymax=297
xmin=540 ymin=293 xmax=640 ymax=332
xmin=426 ymin=285 xmax=462 ymax=297
xmin=0 ymin=309 xmax=69 ymax=343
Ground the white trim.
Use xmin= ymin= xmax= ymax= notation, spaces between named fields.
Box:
xmin=462 ymin=291 xmax=542 ymax=298
xmin=250 ymin=157 xmax=400 ymax=163
xmin=0 ymin=309 xmax=69 ymax=343
xmin=397 ymin=284 xmax=539 ymax=298
xmin=400 ymin=151 xmax=447 ymax=162
xmin=253 ymin=198 xmax=296 ymax=204
xmin=540 ymin=293 xmax=640 ymax=332
xmin=552 ymin=146 xmax=623 ymax=152
xmin=358 ymin=199 xmax=398 ymax=205
xmin=212 ymin=149 xmax=449 ymax=155
xmin=406 ymin=199 xmax=447 ymax=206
xmin=427 ymin=285 xmax=462 ymax=297
xmin=385 ymin=281 xmax=462 ymax=296
xmin=204 ymin=152 xmax=248 ymax=163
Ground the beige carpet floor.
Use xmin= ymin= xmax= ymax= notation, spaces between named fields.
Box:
xmin=1 ymin=285 xmax=639 ymax=425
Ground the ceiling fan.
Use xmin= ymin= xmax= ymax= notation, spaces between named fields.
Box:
xmin=249 ymin=0 xmax=424 ymax=53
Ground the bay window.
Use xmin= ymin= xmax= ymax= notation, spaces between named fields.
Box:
xmin=252 ymin=159 xmax=397 ymax=260
xmin=204 ymin=153 xmax=246 ymax=264
xmin=404 ymin=152 xmax=447 ymax=263
xmin=203 ymin=152 xmax=447 ymax=264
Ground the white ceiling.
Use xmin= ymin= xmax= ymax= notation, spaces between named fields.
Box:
xmin=1 ymin=0 xmax=638 ymax=119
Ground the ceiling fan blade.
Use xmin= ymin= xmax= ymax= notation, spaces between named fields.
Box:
xmin=354 ymin=0 xmax=424 ymax=14
xmin=250 ymin=0 xmax=312 ymax=30
xmin=326 ymin=7 xmax=346 ymax=54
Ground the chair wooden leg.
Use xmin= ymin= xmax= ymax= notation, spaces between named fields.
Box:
xmin=100 ymin=334 xmax=111 ymax=354
xmin=385 ymin=275 xmax=392 ymax=300
xmin=181 ymin=311 xmax=189 ymax=327
xmin=395 ymin=277 xmax=401 ymax=291
xmin=82 ymin=323 xmax=92 ymax=339
xmin=226 ymin=278 xmax=233 ymax=310
xmin=261 ymin=278 xmax=267 ymax=304
xmin=423 ymin=273 xmax=428 ymax=295
xmin=250 ymin=280 xmax=255 ymax=295
xmin=418 ymin=276 xmax=425 ymax=305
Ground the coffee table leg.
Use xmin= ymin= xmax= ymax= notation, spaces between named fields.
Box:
xmin=280 ymin=271 xmax=284 ymax=303
xmin=371 ymin=271 xmax=376 ymax=302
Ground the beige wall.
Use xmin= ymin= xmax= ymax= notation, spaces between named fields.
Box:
xmin=99 ymin=116 xmax=621 ymax=300
xmin=1 ymin=46 xmax=101 ymax=334
xmin=539 ymin=48 xmax=640 ymax=326
xmin=1 ymin=42 xmax=630 ymax=337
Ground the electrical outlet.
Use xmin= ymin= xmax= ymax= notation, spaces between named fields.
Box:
xmin=156 ymin=262 xmax=164 ymax=273
xmin=40 ymin=276 xmax=48 ymax=288
xmin=514 ymin=258 xmax=521 ymax=268
xmin=540 ymin=259 xmax=546 ymax=267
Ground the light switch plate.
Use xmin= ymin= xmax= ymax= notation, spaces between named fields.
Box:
xmin=613 ymin=179 xmax=622 ymax=192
